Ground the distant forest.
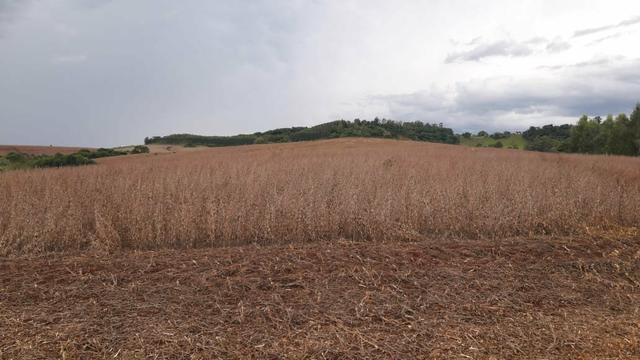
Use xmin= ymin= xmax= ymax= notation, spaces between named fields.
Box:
xmin=145 ymin=119 xmax=459 ymax=147
xmin=147 ymin=102 xmax=640 ymax=156
xmin=522 ymin=103 xmax=640 ymax=155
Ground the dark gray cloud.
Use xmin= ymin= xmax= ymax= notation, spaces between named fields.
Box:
xmin=0 ymin=0 xmax=20 ymax=16
xmin=573 ymin=15 xmax=640 ymax=37
xmin=1 ymin=1 xmax=638 ymax=146
xmin=0 ymin=1 xmax=313 ymax=146
xmin=446 ymin=37 xmax=570 ymax=63
xmin=372 ymin=59 xmax=640 ymax=132
xmin=0 ymin=0 xmax=30 ymax=35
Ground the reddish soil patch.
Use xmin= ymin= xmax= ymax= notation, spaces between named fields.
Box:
xmin=1 ymin=235 xmax=639 ymax=359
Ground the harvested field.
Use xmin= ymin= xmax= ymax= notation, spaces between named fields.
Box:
xmin=0 ymin=145 xmax=92 ymax=156
xmin=1 ymin=233 xmax=639 ymax=358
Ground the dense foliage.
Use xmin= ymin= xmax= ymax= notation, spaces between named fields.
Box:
xmin=0 ymin=146 xmax=149 ymax=171
xmin=521 ymin=124 xmax=572 ymax=152
xmin=0 ymin=152 xmax=95 ymax=170
xmin=130 ymin=145 xmax=151 ymax=154
xmin=520 ymin=103 xmax=640 ymax=155
xmin=145 ymin=118 xmax=459 ymax=147
xmin=566 ymin=110 xmax=640 ymax=155
xmin=522 ymin=124 xmax=572 ymax=142
xmin=77 ymin=148 xmax=128 ymax=159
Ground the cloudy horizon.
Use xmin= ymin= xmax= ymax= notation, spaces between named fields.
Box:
xmin=1 ymin=0 xmax=639 ymax=147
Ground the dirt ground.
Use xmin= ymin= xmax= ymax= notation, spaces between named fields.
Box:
xmin=1 ymin=234 xmax=639 ymax=359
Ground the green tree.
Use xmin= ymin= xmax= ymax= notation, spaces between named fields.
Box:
xmin=630 ymin=103 xmax=640 ymax=154
xmin=569 ymin=115 xmax=601 ymax=154
xmin=600 ymin=115 xmax=615 ymax=154
xmin=609 ymin=114 xmax=636 ymax=155
xmin=526 ymin=136 xmax=560 ymax=152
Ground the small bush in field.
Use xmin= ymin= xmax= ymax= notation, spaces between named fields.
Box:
xmin=131 ymin=145 xmax=150 ymax=154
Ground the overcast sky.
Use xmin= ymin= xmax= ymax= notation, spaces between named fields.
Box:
xmin=1 ymin=0 xmax=639 ymax=146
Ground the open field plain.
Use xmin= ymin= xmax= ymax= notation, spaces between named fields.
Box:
xmin=2 ymin=138 xmax=640 ymax=255
xmin=1 ymin=138 xmax=640 ymax=358
xmin=0 ymin=145 xmax=93 ymax=156
xmin=1 ymin=234 xmax=639 ymax=358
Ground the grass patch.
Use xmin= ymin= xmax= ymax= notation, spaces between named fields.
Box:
xmin=460 ymin=134 xmax=527 ymax=149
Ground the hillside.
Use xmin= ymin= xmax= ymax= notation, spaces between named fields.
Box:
xmin=460 ymin=134 xmax=527 ymax=149
xmin=0 ymin=145 xmax=93 ymax=156
xmin=0 ymin=146 xmax=148 ymax=171
xmin=145 ymin=119 xmax=459 ymax=147
xmin=2 ymin=137 xmax=638 ymax=255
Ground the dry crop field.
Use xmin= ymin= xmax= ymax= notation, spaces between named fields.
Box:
xmin=1 ymin=138 xmax=639 ymax=255
xmin=1 ymin=138 xmax=640 ymax=358
xmin=0 ymin=145 xmax=92 ymax=156
xmin=114 ymin=144 xmax=203 ymax=154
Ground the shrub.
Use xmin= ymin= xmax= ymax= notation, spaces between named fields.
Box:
xmin=32 ymin=153 xmax=95 ymax=168
xmin=6 ymin=152 xmax=27 ymax=163
xmin=91 ymin=148 xmax=128 ymax=159
xmin=526 ymin=136 xmax=561 ymax=152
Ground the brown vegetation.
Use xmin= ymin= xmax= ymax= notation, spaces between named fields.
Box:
xmin=1 ymin=234 xmax=639 ymax=358
xmin=0 ymin=145 xmax=92 ymax=156
xmin=1 ymin=138 xmax=639 ymax=256
xmin=2 ymin=138 xmax=640 ymax=358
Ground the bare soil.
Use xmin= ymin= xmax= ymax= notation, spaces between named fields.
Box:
xmin=1 ymin=233 xmax=639 ymax=359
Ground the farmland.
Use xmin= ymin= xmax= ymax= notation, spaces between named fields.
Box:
xmin=0 ymin=145 xmax=92 ymax=156
xmin=2 ymin=138 xmax=640 ymax=254
xmin=1 ymin=138 xmax=640 ymax=358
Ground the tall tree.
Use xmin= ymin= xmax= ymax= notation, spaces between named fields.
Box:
xmin=569 ymin=115 xmax=601 ymax=154
xmin=609 ymin=114 xmax=636 ymax=155
xmin=630 ymin=103 xmax=640 ymax=155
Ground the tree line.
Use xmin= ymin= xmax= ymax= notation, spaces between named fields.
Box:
xmin=145 ymin=118 xmax=459 ymax=147
xmin=146 ymin=102 xmax=640 ymax=157
xmin=521 ymin=103 xmax=640 ymax=155
xmin=0 ymin=146 xmax=149 ymax=171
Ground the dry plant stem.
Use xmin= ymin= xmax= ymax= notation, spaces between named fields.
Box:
xmin=1 ymin=235 xmax=639 ymax=358
xmin=0 ymin=138 xmax=639 ymax=256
